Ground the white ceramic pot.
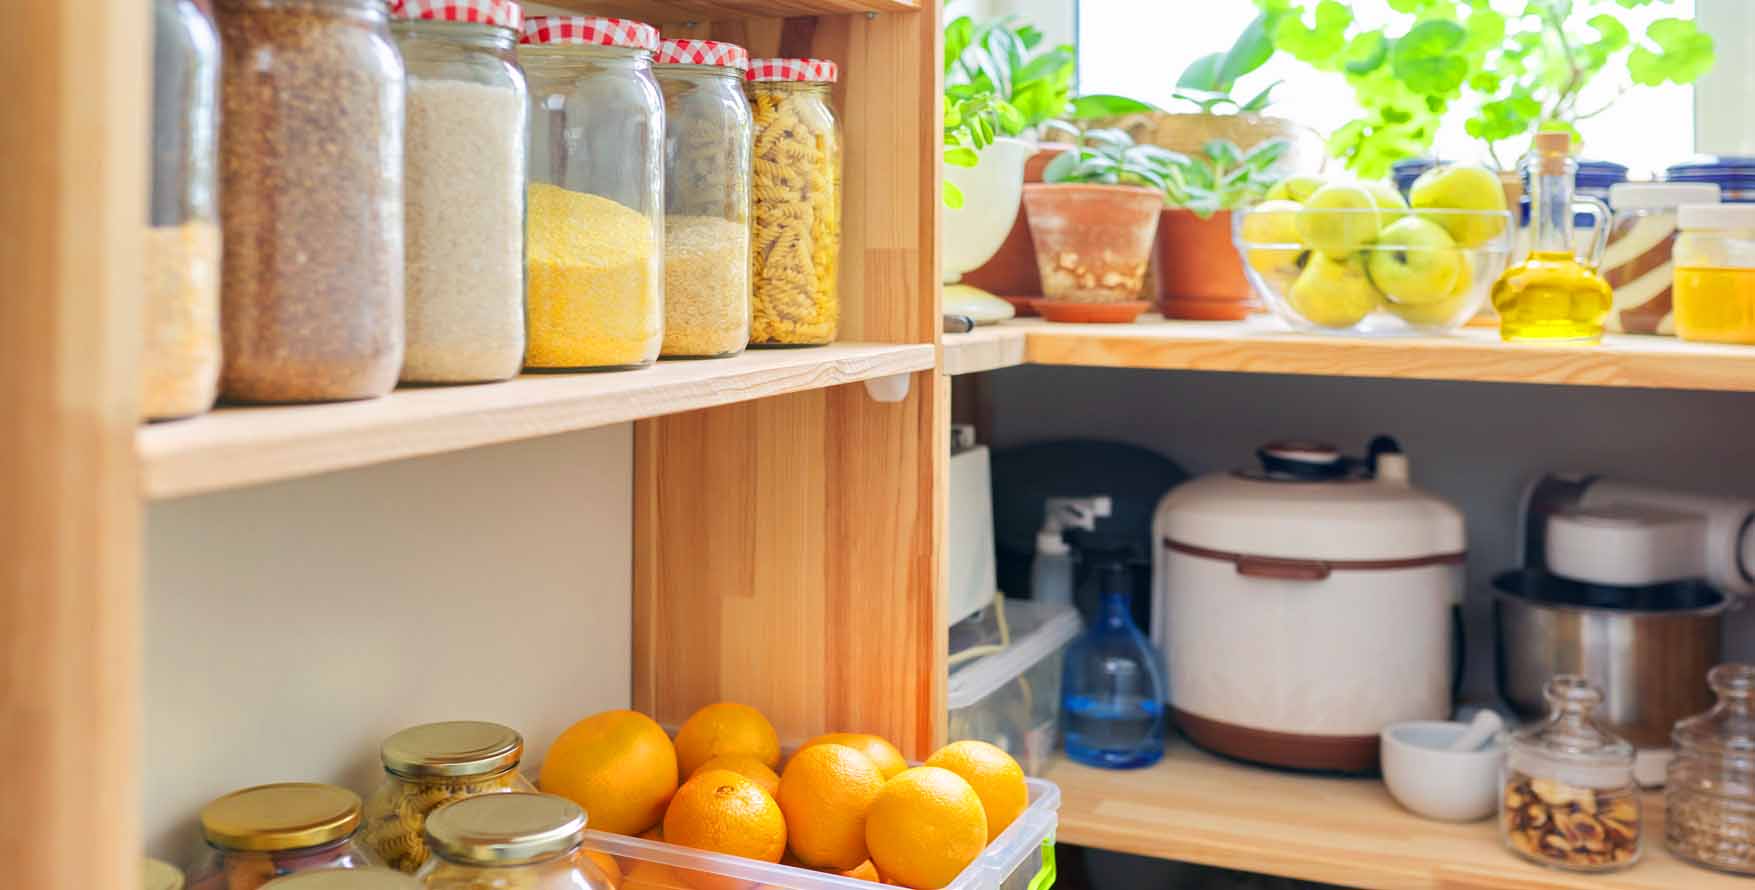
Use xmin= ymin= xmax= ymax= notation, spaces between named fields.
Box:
xmin=943 ymin=137 xmax=1035 ymax=287
xmin=1149 ymin=440 xmax=1465 ymax=773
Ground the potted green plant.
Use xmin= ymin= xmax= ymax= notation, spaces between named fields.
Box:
xmin=1154 ymin=138 xmax=1289 ymax=320
xmin=1023 ymin=130 xmax=1173 ymax=322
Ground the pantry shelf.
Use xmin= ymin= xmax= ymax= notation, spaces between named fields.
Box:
xmin=138 ymin=342 xmax=933 ymax=499
xmin=537 ymin=0 xmax=919 ymax=23
xmin=943 ymin=317 xmax=1755 ymax=392
xmin=1045 ymin=745 xmax=1740 ymax=890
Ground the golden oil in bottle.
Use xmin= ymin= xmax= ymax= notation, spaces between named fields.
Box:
xmin=1492 ymin=132 xmax=1613 ymax=342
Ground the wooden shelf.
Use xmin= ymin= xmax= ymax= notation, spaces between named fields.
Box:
xmin=1045 ymin=745 xmax=1743 ymax=890
xmin=139 ymin=342 xmax=932 ymax=499
xmin=943 ymin=317 xmax=1755 ymax=392
xmin=534 ymin=0 xmax=918 ymax=23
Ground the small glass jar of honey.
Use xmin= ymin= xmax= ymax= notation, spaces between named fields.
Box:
xmin=1674 ymin=203 xmax=1755 ymax=345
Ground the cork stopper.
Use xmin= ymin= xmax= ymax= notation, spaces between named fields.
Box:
xmin=1534 ymin=131 xmax=1572 ymax=175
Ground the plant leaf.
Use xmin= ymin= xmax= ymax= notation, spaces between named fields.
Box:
xmin=1628 ymin=17 xmax=1715 ymax=86
xmin=943 ymin=146 xmax=979 ymax=167
xmin=1070 ymin=93 xmax=1161 ymax=119
xmin=1219 ymin=13 xmax=1278 ymax=87
xmin=1240 ymin=81 xmax=1280 ymax=112
xmin=1342 ymin=31 xmax=1389 ymax=75
xmin=1177 ymin=53 xmax=1226 ymax=92
xmin=1391 ymin=19 xmax=1469 ymax=95
xmin=944 ymin=179 xmax=964 ymax=209
xmin=1041 ymin=149 xmax=1082 ymax=184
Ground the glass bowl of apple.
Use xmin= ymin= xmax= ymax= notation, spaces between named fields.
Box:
xmin=1232 ymin=168 xmax=1515 ymax=336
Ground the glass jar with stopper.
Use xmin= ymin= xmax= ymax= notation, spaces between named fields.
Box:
xmin=1667 ymin=663 xmax=1755 ymax=874
xmin=1500 ymin=675 xmax=1641 ymax=872
xmin=1490 ymin=131 xmax=1613 ymax=342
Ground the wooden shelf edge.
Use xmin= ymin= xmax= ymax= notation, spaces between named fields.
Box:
xmin=1044 ymin=746 xmax=1739 ymax=890
xmin=139 ymin=342 xmax=934 ymax=500
xmin=940 ymin=325 xmax=1028 ymax=376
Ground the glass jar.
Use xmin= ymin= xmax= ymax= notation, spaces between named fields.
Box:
xmin=1602 ymin=183 xmax=1721 ymax=335
xmin=1673 ymin=203 xmax=1755 ymax=345
xmin=187 ymin=783 xmax=376 ymax=890
xmin=391 ymin=0 xmax=528 ymax=384
xmin=145 ymin=858 xmax=186 ymax=890
xmin=416 ymin=793 xmax=613 ymax=890
xmin=745 ymin=59 xmax=843 ymax=347
xmin=361 ymin=721 xmax=537 ymax=873
xmin=519 ymin=16 xmax=664 ymax=371
xmin=146 ymin=0 xmax=222 ymax=421
xmin=655 ymin=39 xmax=753 ymax=359
xmin=1500 ymin=675 xmax=1642 ymax=873
xmin=1667 ymin=664 xmax=1755 ymax=874
xmin=214 ymin=0 xmax=405 ymax=403
xmin=263 ymin=869 xmax=422 ymax=890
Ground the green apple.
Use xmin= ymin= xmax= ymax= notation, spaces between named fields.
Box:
xmin=1265 ymin=174 xmax=1326 ymax=204
xmin=1362 ymin=181 xmax=1409 ymax=224
xmin=1408 ymin=164 xmax=1509 ymax=248
xmin=1295 ymin=184 xmax=1381 ymax=256
xmin=1240 ymin=199 xmax=1306 ymax=277
xmin=1366 ymin=216 xmax=1462 ymax=306
xmin=1384 ymin=252 xmax=1476 ymax=327
xmin=1288 ymin=251 xmax=1380 ymax=328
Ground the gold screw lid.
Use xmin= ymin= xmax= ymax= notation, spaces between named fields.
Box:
xmin=200 ymin=783 xmax=363 ymax=852
xmin=381 ymin=721 xmax=525 ymax=779
xmin=424 ymin=792 xmax=587 ymax=866
xmin=261 ymin=869 xmax=422 ymax=890
xmin=143 ymin=859 xmax=184 ymax=890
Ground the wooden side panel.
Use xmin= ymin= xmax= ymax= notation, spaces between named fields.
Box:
xmin=0 ymin=2 xmax=146 ymax=888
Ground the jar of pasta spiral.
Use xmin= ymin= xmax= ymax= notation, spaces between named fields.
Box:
xmin=519 ymin=16 xmax=665 ymax=371
xmin=186 ymin=783 xmax=375 ymax=890
xmin=360 ymin=721 xmax=536 ymax=872
xmin=745 ymin=58 xmax=842 ymax=346
xmin=416 ymin=793 xmax=614 ymax=890
xmin=656 ymin=39 xmax=753 ymax=359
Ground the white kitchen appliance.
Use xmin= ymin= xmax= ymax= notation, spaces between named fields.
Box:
xmin=1151 ymin=439 xmax=1465 ymax=772
xmin=949 ymin=428 xmax=998 ymax=627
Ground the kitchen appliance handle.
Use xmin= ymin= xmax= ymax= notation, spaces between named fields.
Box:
xmin=1234 ymin=556 xmax=1332 ymax=581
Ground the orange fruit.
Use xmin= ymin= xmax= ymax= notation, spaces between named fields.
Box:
xmin=638 ymin=825 xmax=664 ymax=842
xmin=583 ymin=850 xmax=624 ymax=889
xmin=674 ymin=702 xmax=781 ymax=777
xmin=541 ymin=709 xmax=679 ymax=836
xmin=864 ymin=767 xmax=987 ymax=890
xmin=924 ymin=740 xmax=1028 ymax=841
xmin=776 ymin=743 xmax=887 ymax=869
xmin=693 ymin=754 xmax=781 ymax=797
xmin=663 ymin=768 xmax=788 ymax=864
xmin=829 ymin=861 xmax=880 ymax=882
xmin=622 ymin=860 xmax=682 ymax=890
xmin=797 ymin=733 xmax=908 ymax=780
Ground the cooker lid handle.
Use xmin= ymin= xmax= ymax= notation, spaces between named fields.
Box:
xmin=1234 ymin=555 xmax=1332 ymax=582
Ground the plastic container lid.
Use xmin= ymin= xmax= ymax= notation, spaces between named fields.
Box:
xmin=948 ymin=601 xmax=1082 ymax=710
xmin=655 ymin=38 xmax=750 ymax=70
xmin=747 ymin=58 xmax=839 ymax=83
xmin=390 ymin=0 xmax=521 ymax=30
xmin=1608 ymin=181 xmax=1720 ymax=211
xmin=520 ymin=15 xmax=658 ymax=51
xmin=1680 ymin=202 xmax=1755 ymax=230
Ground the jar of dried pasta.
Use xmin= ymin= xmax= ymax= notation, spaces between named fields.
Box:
xmin=360 ymin=721 xmax=536 ymax=872
xmin=519 ymin=16 xmax=664 ymax=370
xmin=745 ymin=58 xmax=843 ymax=346
xmin=416 ymin=793 xmax=614 ymax=890
xmin=186 ymin=783 xmax=376 ymax=890
xmin=656 ymin=39 xmax=753 ymax=359
xmin=215 ymin=0 xmax=406 ymax=402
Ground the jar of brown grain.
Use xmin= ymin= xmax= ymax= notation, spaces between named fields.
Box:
xmin=215 ymin=0 xmax=406 ymax=403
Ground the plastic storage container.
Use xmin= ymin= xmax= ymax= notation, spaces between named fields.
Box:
xmin=1668 ymin=157 xmax=1755 ymax=203
xmin=146 ymin=0 xmax=222 ymax=421
xmin=391 ymin=0 xmax=528 ymax=384
xmin=416 ymin=793 xmax=615 ymax=890
xmin=262 ymin=870 xmax=421 ymax=890
xmin=1500 ymin=675 xmax=1642 ymax=873
xmin=579 ymin=778 xmax=1058 ymax=890
xmin=215 ymin=0 xmax=405 ymax=403
xmin=361 ymin=721 xmax=537 ymax=872
xmin=520 ymin=16 xmax=664 ymax=371
xmin=656 ymin=39 xmax=753 ymax=359
xmin=1667 ymin=663 xmax=1755 ymax=874
xmin=1601 ymin=182 xmax=1721 ymax=334
xmin=746 ymin=58 xmax=843 ymax=346
xmin=1673 ymin=203 xmax=1755 ymax=345
xmin=948 ymin=600 xmax=1083 ymax=776
xmin=186 ymin=783 xmax=376 ymax=890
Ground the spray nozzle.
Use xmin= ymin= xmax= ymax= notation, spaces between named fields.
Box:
xmin=1037 ymin=496 xmax=1114 ymax=556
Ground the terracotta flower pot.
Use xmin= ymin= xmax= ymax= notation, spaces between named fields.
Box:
xmin=958 ymin=143 xmax=1075 ymax=314
xmin=1154 ymin=209 xmax=1254 ymax=320
xmin=1022 ymin=183 xmax=1163 ymax=304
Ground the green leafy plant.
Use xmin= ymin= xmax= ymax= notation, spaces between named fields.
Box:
xmin=1042 ymin=128 xmax=1179 ymax=189
xmin=1070 ymin=13 xmax=1280 ymax=121
xmin=1259 ymin=0 xmax=1716 ymax=177
xmin=1043 ymin=131 xmax=1290 ymax=219
xmin=942 ymin=15 xmax=1077 ymax=208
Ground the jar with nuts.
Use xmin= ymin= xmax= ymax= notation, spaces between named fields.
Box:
xmin=1501 ymin=675 xmax=1641 ymax=872
xmin=1667 ymin=663 xmax=1755 ymax=875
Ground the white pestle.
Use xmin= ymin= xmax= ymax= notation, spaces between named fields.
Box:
xmin=1447 ymin=709 xmax=1505 ymax=752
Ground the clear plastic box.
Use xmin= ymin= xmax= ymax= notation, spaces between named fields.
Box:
xmin=948 ymin=600 xmax=1083 ymax=776
xmin=580 ymin=779 xmax=1059 ymax=890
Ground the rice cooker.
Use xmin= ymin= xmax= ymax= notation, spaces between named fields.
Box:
xmin=1151 ymin=438 xmax=1465 ymax=773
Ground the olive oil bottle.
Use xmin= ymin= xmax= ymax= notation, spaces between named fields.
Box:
xmin=1491 ymin=132 xmax=1613 ymax=342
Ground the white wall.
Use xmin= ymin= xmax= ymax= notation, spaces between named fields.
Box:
xmin=143 ymin=424 xmax=634 ymax=860
xmin=978 ymin=366 xmax=1755 ymax=699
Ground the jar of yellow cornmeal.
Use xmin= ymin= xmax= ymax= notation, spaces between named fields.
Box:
xmin=1674 ymin=203 xmax=1755 ymax=345
xmin=518 ymin=16 xmax=664 ymax=370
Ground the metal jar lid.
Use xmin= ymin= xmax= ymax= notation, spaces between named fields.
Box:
xmin=261 ymin=869 xmax=422 ymax=890
xmin=381 ymin=721 xmax=525 ymax=780
xmin=425 ymin=792 xmax=587 ymax=866
xmin=143 ymin=859 xmax=184 ymax=890
xmin=199 ymin=783 xmax=363 ymax=852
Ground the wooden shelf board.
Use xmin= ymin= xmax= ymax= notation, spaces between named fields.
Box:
xmin=1045 ymin=745 xmax=1740 ymax=890
xmin=941 ymin=317 xmax=1755 ymax=392
xmin=532 ymin=0 xmax=918 ymax=23
xmin=139 ymin=342 xmax=933 ymax=499
xmin=939 ymin=324 xmax=1028 ymax=376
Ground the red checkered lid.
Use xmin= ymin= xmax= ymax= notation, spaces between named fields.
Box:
xmin=390 ymin=0 xmax=522 ymax=31
xmin=746 ymin=58 xmax=839 ymax=83
xmin=655 ymin=39 xmax=750 ymax=71
xmin=521 ymin=16 xmax=659 ymax=51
